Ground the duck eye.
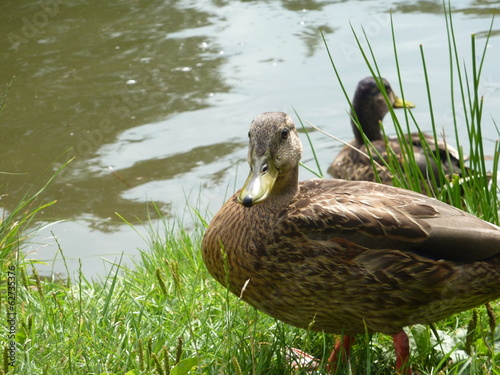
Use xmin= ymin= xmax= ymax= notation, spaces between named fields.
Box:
xmin=281 ymin=128 xmax=289 ymax=140
xmin=248 ymin=131 xmax=251 ymax=138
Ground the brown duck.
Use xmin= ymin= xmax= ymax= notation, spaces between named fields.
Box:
xmin=328 ymin=77 xmax=464 ymax=185
xmin=202 ymin=112 xmax=500 ymax=374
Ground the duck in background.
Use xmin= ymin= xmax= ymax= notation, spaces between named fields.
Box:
xmin=202 ymin=112 xmax=500 ymax=375
xmin=327 ymin=76 xmax=465 ymax=186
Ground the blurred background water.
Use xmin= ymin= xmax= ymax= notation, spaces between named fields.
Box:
xmin=1 ymin=0 xmax=499 ymax=278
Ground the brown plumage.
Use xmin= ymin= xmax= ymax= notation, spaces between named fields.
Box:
xmin=328 ymin=77 xmax=464 ymax=185
xmin=202 ymin=112 xmax=500 ymax=374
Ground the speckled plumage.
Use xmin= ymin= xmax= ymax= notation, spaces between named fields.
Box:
xmin=202 ymin=111 xmax=500 ymax=373
xmin=328 ymin=77 xmax=463 ymax=185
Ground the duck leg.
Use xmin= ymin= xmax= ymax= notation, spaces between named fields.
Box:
xmin=327 ymin=335 xmax=355 ymax=372
xmin=392 ymin=330 xmax=412 ymax=375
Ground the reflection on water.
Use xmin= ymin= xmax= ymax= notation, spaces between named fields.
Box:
xmin=392 ymin=0 xmax=499 ymax=15
xmin=1 ymin=0 xmax=231 ymax=219
xmin=1 ymin=0 xmax=498 ymax=276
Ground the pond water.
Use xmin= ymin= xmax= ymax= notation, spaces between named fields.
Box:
xmin=1 ymin=0 xmax=499 ymax=278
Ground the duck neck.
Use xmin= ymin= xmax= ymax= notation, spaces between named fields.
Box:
xmin=265 ymin=166 xmax=299 ymax=210
xmin=351 ymin=107 xmax=384 ymax=146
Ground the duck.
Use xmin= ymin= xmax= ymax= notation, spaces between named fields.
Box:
xmin=202 ymin=112 xmax=500 ymax=375
xmin=327 ymin=76 xmax=464 ymax=186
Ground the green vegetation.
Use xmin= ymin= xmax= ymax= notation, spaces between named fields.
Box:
xmin=1 ymin=194 xmax=498 ymax=375
xmin=1 ymin=3 xmax=498 ymax=375
xmin=1 ymin=200 xmax=498 ymax=374
xmin=318 ymin=8 xmax=499 ymax=224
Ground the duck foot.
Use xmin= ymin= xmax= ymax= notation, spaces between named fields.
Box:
xmin=288 ymin=335 xmax=355 ymax=373
xmin=290 ymin=332 xmax=412 ymax=374
xmin=327 ymin=335 xmax=355 ymax=373
xmin=392 ymin=330 xmax=412 ymax=375
xmin=287 ymin=347 xmax=320 ymax=371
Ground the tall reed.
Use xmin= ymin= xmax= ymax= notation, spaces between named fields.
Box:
xmin=319 ymin=4 xmax=499 ymax=226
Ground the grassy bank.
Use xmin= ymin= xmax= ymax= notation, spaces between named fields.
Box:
xmin=1 ymin=207 xmax=498 ymax=375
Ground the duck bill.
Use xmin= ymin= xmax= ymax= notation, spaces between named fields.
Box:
xmin=393 ymin=96 xmax=415 ymax=109
xmin=237 ymin=154 xmax=278 ymax=208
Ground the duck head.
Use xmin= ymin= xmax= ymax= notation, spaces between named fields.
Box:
xmin=238 ymin=112 xmax=303 ymax=207
xmin=352 ymin=77 xmax=415 ymax=143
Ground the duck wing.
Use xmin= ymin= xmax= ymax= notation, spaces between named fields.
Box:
xmin=286 ymin=179 xmax=500 ymax=262
xmin=408 ymin=132 xmax=464 ymax=176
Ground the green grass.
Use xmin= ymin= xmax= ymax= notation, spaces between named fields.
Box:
xmin=1 ymin=2 xmax=499 ymax=374
xmin=1 ymin=206 xmax=498 ymax=374
xmin=319 ymin=6 xmax=499 ymax=223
